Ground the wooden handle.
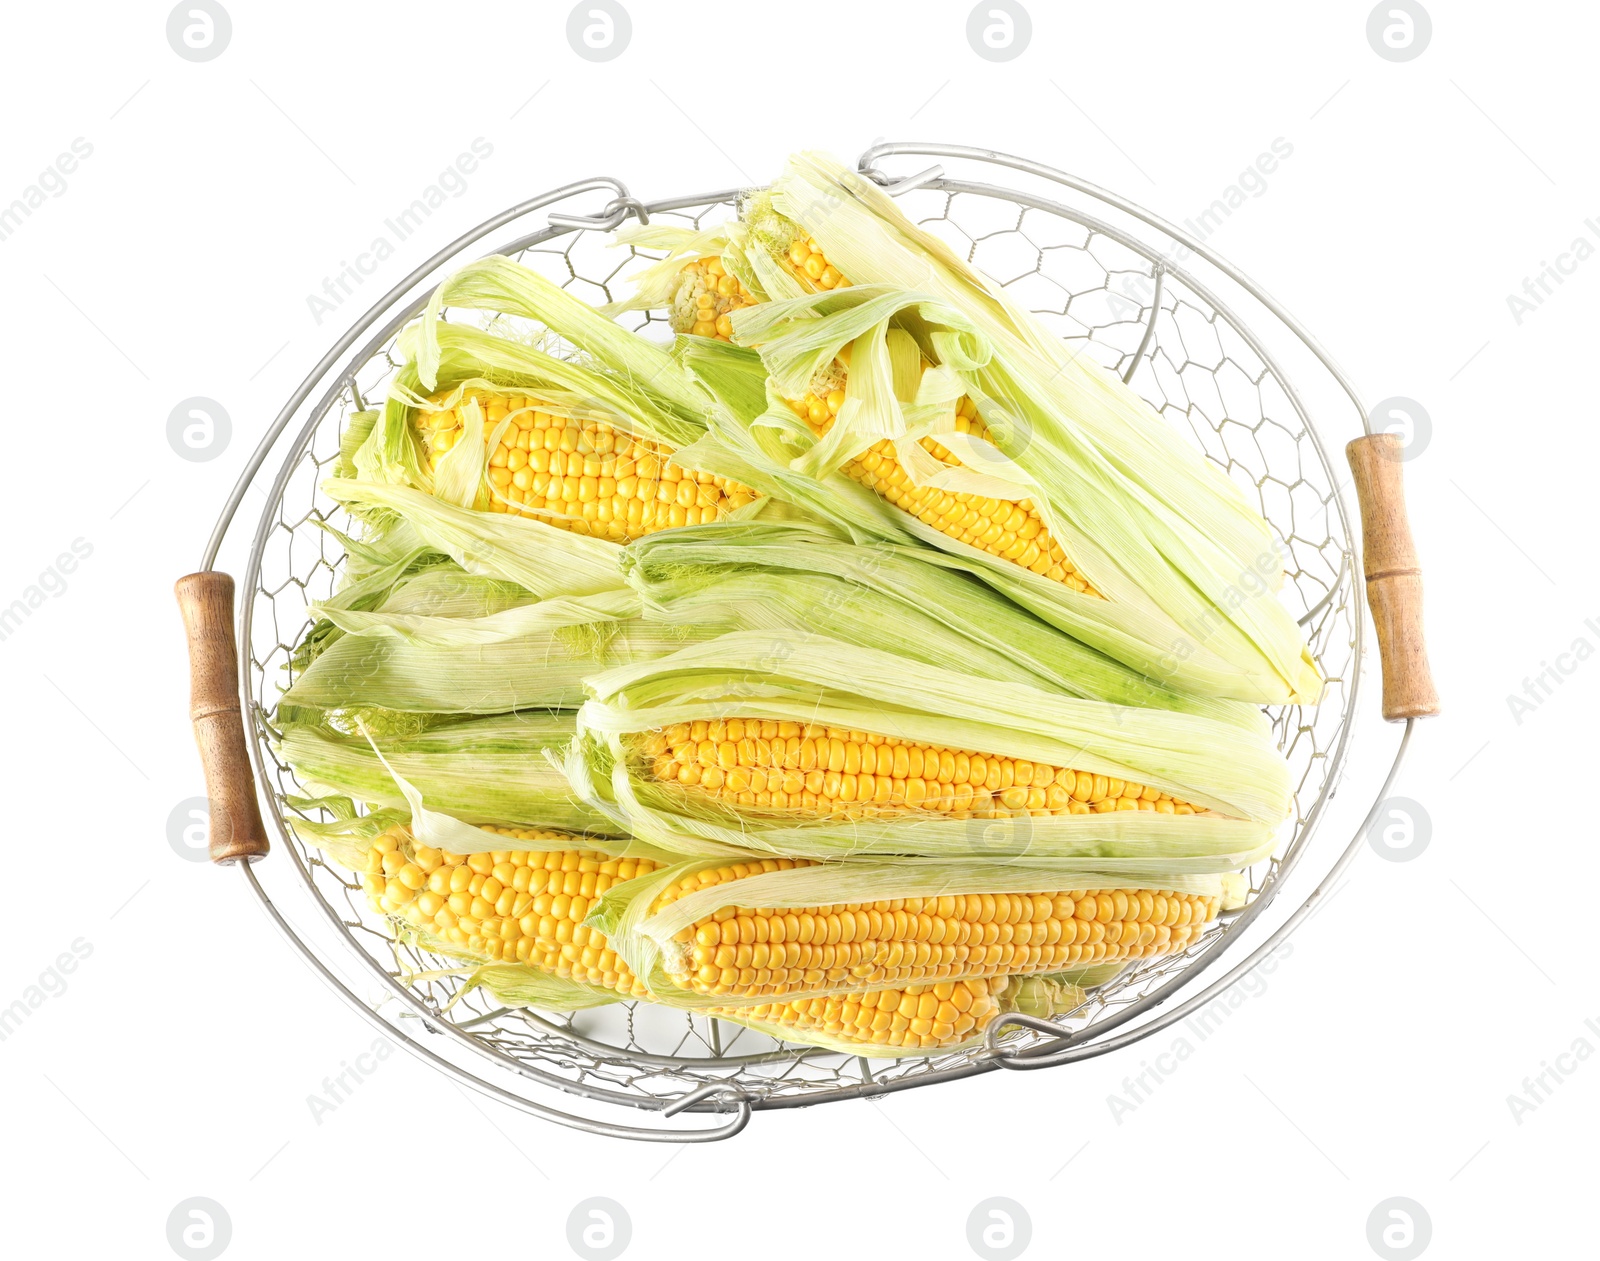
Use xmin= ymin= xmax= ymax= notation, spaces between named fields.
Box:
xmin=1345 ymin=434 xmax=1440 ymax=721
xmin=175 ymin=572 xmax=270 ymax=862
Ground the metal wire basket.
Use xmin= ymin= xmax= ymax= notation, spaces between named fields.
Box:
xmin=180 ymin=143 xmax=1433 ymax=1141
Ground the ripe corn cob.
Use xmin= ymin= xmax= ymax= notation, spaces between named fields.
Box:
xmin=652 ymin=858 xmax=1219 ymax=1000
xmin=680 ymin=234 xmax=1098 ymax=594
xmin=787 ymin=389 xmax=1099 ymax=595
xmin=671 ymin=240 xmax=847 ymax=342
xmin=672 ymin=256 xmax=759 ymax=339
xmin=778 ymin=236 xmax=850 ymax=292
xmin=709 ymin=977 xmax=1009 ymax=1051
xmin=637 ymin=719 xmax=1205 ymax=821
xmin=415 ymin=389 xmax=757 ymax=541
xmin=361 ymin=825 xmax=655 ymax=996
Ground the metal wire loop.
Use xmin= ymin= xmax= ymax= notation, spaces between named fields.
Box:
xmin=548 ymin=195 xmax=651 ymax=231
xmin=858 ymin=163 xmax=945 ymax=197
xmin=864 ymin=166 xmax=947 ymax=198
xmin=661 ymin=1082 xmax=751 ymax=1117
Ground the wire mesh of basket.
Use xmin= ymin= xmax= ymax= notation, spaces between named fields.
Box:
xmin=190 ymin=143 xmax=1418 ymax=1141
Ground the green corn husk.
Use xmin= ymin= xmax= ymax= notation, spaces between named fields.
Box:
xmin=282 ymin=587 xmax=712 ymax=715
xmin=336 ymin=410 xmax=382 ymax=479
xmin=370 ymin=566 xmax=540 ymax=618
xmin=283 ymin=514 xmax=591 ymax=706
xmin=295 ymin=731 xmax=669 ymax=851
xmin=1048 ymin=961 xmax=1134 ymax=990
xmin=663 ymin=155 xmax=1320 ymax=705
xmin=621 ymin=516 xmax=1257 ymax=722
xmin=323 ymin=478 xmax=634 ymax=602
xmin=282 ymin=794 xmax=409 ymax=870
xmin=414 ymin=255 xmax=713 ymax=431
xmin=284 ymin=521 xmax=452 ymax=678
xmin=1003 ymin=973 xmax=1091 ymax=1021
xmin=278 ymin=711 xmax=617 ymax=834
xmin=587 ymin=854 xmax=1229 ymax=1014
xmin=290 ymin=788 xmax=674 ymax=883
xmin=291 ymin=463 xmax=700 ymax=719
xmin=286 ymin=556 xmax=535 ymax=701
xmin=293 ymin=498 xmax=1258 ymax=723
xmin=458 ymin=965 xmax=623 ymax=1012
xmin=569 ymin=631 xmax=1291 ymax=862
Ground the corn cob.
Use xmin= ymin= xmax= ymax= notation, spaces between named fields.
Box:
xmin=652 ymin=857 xmax=1219 ymax=1001
xmin=778 ymin=236 xmax=850 ymax=292
xmin=361 ymin=829 xmax=1036 ymax=1051
xmin=671 ymin=240 xmax=847 ymax=341
xmin=362 ymin=828 xmax=1205 ymax=1052
xmin=672 ymin=256 xmax=759 ymax=339
xmin=414 ymin=389 xmax=757 ymax=541
xmin=676 ymin=235 xmax=1098 ymax=594
xmin=361 ymin=825 xmax=655 ymax=996
xmin=637 ymin=719 xmax=1205 ymax=821
xmin=708 ymin=977 xmax=1009 ymax=1051
xmin=787 ymin=388 xmax=1099 ymax=595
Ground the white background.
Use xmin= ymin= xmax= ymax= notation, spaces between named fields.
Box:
xmin=1 ymin=1 xmax=1593 ymax=1257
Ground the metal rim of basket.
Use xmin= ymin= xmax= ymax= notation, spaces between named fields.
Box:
xmin=200 ymin=142 xmax=1410 ymax=1142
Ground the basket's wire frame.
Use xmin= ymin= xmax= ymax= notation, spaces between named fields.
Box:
xmin=200 ymin=144 xmax=1406 ymax=1141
